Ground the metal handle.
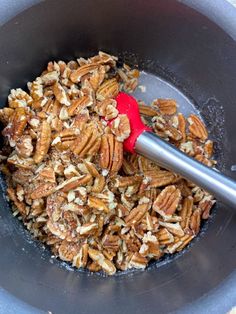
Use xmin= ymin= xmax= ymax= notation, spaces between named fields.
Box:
xmin=135 ymin=131 xmax=236 ymax=208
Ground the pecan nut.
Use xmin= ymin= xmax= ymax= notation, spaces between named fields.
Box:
xmin=153 ymin=185 xmax=181 ymax=217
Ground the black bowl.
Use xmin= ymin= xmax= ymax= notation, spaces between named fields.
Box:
xmin=0 ymin=1 xmax=236 ymax=313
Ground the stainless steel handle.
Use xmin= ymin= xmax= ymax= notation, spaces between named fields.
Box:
xmin=135 ymin=131 xmax=236 ymax=208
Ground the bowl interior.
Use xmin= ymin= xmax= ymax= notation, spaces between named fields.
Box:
xmin=0 ymin=1 xmax=236 ymax=313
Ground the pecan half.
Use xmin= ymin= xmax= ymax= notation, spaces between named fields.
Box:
xmin=87 ymin=196 xmax=109 ymax=213
xmin=71 ymin=126 xmax=101 ymax=158
xmin=153 ymin=99 xmax=177 ymax=115
xmin=3 ymin=107 xmax=28 ymax=145
xmin=177 ymin=113 xmax=186 ymax=142
xmin=33 ymin=120 xmax=51 ymax=163
xmin=57 ymin=175 xmax=92 ymax=192
xmin=179 ymin=196 xmax=193 ymax=230
xmin=153 ymin=185 xmax=181 ymax=217
xmin=96 ymin=78 xmax=119 ymax=101
xmin=70 ymin=63 xmax=98 ymax=83
xmin=125 ymin=203 xmax=149 ymax=226
xmin=144 ymin=170 xmax=177 ymax=188
xmin=188 ymin=114 xmax=208 ymax=141
xmin=159 ymin=221 xmax=184 ymax=237
xmin=67 ymin=95 xmax=93 ymax=117
xmin=110 ymin=114 xmax=131 ymax=142
xmin=99 ymin=133 xmax=123 ymax=173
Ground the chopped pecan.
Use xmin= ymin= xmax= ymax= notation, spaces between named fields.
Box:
xmin=8 ymin=88 xmax=33 ymax=108
xmin=53 ymin=82 xmax=70 ymax=106
xmin=157 ymin=227 xmax=174 ymax=245
xmin=31 ymin=182 xmax=56 ymax=199
xmin=2 ymin=53 xmax=215 ymax=275
xmin=7 ymin=187 xmax=28 ymax=216
xmin=95 ymin=98 xmax=118 ymax=120
xmin=176 ymin=234 xmax=194 ymax=251
xmin=16 ymin=135 xmax=33 ymax=158
xmin=58 ymin=241 xmax=80 ymax=262
xmin=88 ymin=248 xmax=116 ymax=275
xmin=159 ymin=221 xmax=184 ymax=237
xmin=38 ymin=166 xmax=56 ymax=183
xmin=165 ymin=240 xmax=183 ymax=254
xmin=7 ymin=154 xmax=34 ymax=170
xmin=29 ymin=77 xmax=43 ymax=100
xmin=91 ymin=175 xmax=106 ymax=193
xmin=110 ymin=114 xmax=131 ymax=142
xmin=47 ymin=220 xmax=68 ymax=240
xmin=12 ymin=169 xmax=33 ymax=185
xmin=129 ymin=252 xmax=148 ymax=269
xmin=72 ymin=243 xmax=88 ymax=268
xmin=0 ymin=107 xmax=14 ymax=125
xmin=41 ymin=70 xmax=59 ymax=85
xmin=87 ymin=261 xmax=102 ymax=272
xmin=176 ymin=179 xmax=192 ymax=197
xmin=90 ymin=51 xmax=117 ymax=66
xmin=153 ymin=116 xmax=182 ymax=141
xmin=199 ymin=195 xmax=215 ymax=219
xmin=88 ymin=66 xmax=106 ymax=90
xmin=204 ymin=140 xmax=214 ymax=158
xmin=138 ymin=156 xmax=160 ymax=173
xmin=195 ymin=154 xmax=213 ymax=167
xmin=122 ymin=157 xmax=137 ymax=175
xmin=79 ymin=222 xmax=98 ymax=235
xmin=3 ymin=107 xmax=28 ymax=145
xmin=46 ymin=193 xmax=64 ymax=221
xmin=102 ymin=234 xmax=121 ymax=252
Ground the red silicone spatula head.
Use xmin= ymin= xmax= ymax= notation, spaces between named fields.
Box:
xmin=115 ymin=92 xmax=151 ymax=153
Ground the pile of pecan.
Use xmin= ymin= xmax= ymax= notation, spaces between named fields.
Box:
xmin=0 ymin=52 xmax=215 ymax=275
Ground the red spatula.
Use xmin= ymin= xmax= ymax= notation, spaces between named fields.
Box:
xmin=114 ymin=92 xmax=236 ymax=208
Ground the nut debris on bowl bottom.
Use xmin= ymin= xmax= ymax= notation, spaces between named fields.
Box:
xmin=0 ymin=51 xmax=215 ymax=275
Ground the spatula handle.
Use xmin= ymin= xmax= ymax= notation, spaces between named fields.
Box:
xmin=135 ymin=131 xmax=236 ymax=208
